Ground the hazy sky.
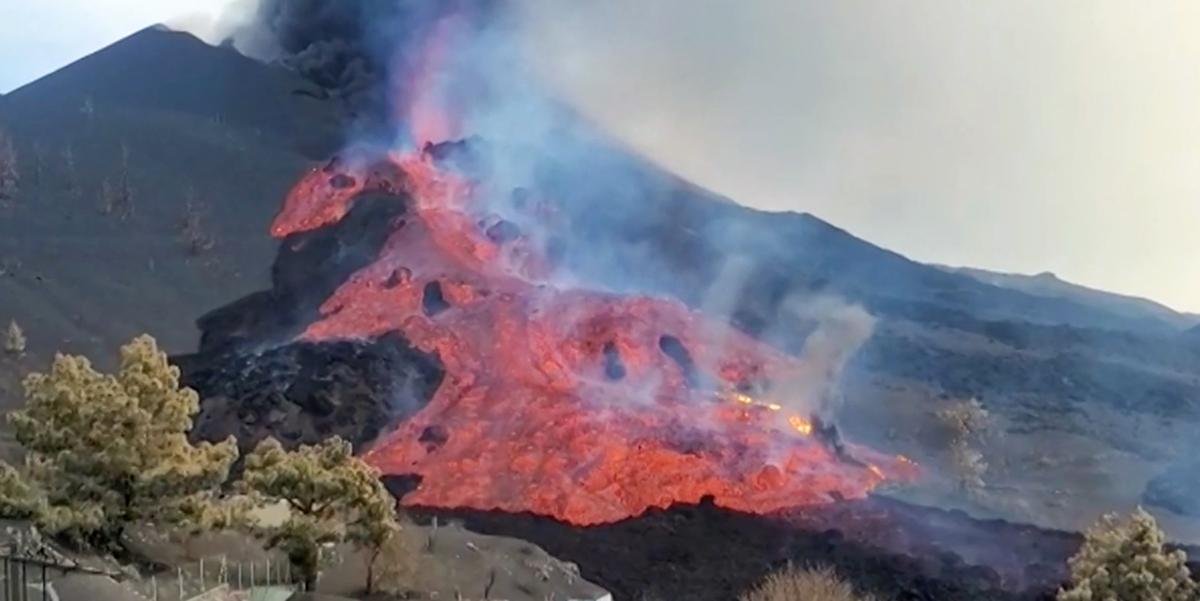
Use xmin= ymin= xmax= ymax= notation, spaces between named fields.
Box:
xmin=3 ymin=1 xmax=1199 ymax=311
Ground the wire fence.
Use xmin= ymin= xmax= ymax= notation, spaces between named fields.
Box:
xmin=131 ymin=554 xmax=302 ymax=601
xmin=0 ymin=551 xmax=303 ymax=601
xmin=0 ymin=553 xmax=118 ymax=601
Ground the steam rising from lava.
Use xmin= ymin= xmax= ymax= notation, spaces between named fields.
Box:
xmin=245 ymin=0 xmax=912 ymax=524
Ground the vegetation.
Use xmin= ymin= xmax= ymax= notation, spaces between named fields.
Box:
xmin=4 ymin=319 xmax=25 ymax=355
xmin=1058 ymin=507 xmax=1196 ymax=601
xmin=0 ymin=335 xmax=423 ymax=594
xmin=0 ymin=335 xmax=239 ymax=550
xmin=0 ymin=127 xmax=18 ymax=204
xmin=740 ymin=565 xmax=874 ymax=601
xmin=936 ymin=398 xmax=990 ymax=493
xmin=370 ymin=518 xmax=421 ymax=596
xmin=179 ymin=190 xmax=216 ymax=255
xmin=98 ymin=144 xmax=134 ymax=220
xmin=240 ymin=436 xmax=402 ymax=592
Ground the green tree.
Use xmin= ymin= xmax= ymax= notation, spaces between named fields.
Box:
xmin=1059 ymin=507 xmax=1197 ymax=601
xmin=240 ymin=436 xmax=400 ymax=593
xmin=0 ymin=463 xmax=43 ymax=519
xmin=0 ymin=335 xmax=238 ymax=550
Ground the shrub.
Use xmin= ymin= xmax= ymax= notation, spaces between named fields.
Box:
xmin=740 ymin=565 xmax=874 ymax=601
xmin=1058 ymin=507 xmax=1196 ymax=601
xmin=4 ymin=320 xmax=25 ymax=355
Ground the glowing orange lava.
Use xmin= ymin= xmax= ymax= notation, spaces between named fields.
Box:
xmin=268 ymin=143 xmax=916 ymax=525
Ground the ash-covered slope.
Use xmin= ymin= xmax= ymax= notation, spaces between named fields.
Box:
xmin=941 ymin=266 xmax=1200 ymax=332
xmin=0 ymin=27 xmax=340 ymax=383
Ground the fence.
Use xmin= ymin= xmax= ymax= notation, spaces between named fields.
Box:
xmin=134 ymin=554 xmax=302 ymax=601
xmin=1 ymin=552 xmax=119 ymax=601
xmin=0 ymin=551 xmax=303 ymax=601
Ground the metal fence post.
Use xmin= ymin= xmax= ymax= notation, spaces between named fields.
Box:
xmin=151 ymin=574 xmax=157 ymax=601
xmin=250 ymin=562 xmax=255 ymax=588
xmin=177 ymin=567 xmax=184 ymax=600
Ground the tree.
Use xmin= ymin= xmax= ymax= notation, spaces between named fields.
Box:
xmin=741 ymin=565 xmax=875 ymax=601
xmin=369 ymin=519 xmax=420 ymax=596
xmin=1059 ymin=507 xmax=1196 ymax=601
xmin=0 ymin=335 xmax=238 ymax=550
xmin=4 ymin=320 xmax=25 ymax=355
xmin=179 ymin=189 xmax=215 ymax=255
xmin=240 ymin=436 xmax=400 ymax=592
xmin=0 ymin=128 xmax=18 ymax=204
xmin=936 ymin=398 xmax=990 ymax=493
xmin=0 ymin=463 xmax=43 ymax=519
xmin=98 ymin=144 xmax=133 ymax=220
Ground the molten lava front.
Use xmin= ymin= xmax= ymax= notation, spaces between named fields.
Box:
xmin=269 ymin=145 xmax=914 ymax=526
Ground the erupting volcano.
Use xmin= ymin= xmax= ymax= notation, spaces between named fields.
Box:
xmin=268 ymin=143 xmax=914 ymax=525
xmin=263 ymin=8 xmax=915 ymax=526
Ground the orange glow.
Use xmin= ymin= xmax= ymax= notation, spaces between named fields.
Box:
xmin=267 ymin=95 xmax=917 ymax=523
xmin=788 ymin=415 xmax=814 ymax=436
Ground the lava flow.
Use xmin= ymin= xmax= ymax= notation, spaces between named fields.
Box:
xmin=268 ymin=142 xmax=916 ymax=525
xmin=266 ymin=4 xmax=914 ymax=524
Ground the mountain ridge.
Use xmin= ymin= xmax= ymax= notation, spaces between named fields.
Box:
xmin=938 ymin=265 xmax=1200 ymax=332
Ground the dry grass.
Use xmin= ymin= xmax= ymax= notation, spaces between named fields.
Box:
xmin=740 ymin=565 xmax=874 ymax=601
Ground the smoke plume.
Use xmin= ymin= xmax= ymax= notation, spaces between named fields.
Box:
xmin=224 ymin=0 xmax=879 ymax=428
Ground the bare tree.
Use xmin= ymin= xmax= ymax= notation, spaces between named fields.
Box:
xmin=0 ymin=128 xmax=19 ymax=206
xmin=30 ymin=141 xmax=43 ymax=188
xmin=80 ymin=96 xmax=95 ymax=121
xmin=936 ymin=398 xmax=990 ymax=494
xmin=180 ymin=188 xmax=216 ymax=255
xmin=99 ymin=144 xmax=134 ymax=220
xmin=61 ymin=143 xmax=78 ymax=198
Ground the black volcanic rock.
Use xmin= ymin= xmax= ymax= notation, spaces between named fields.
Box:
xmin=1144 ymin=460 xmax=1200 ymax=517
xmin=196 ymin=192 xmax=407 ymax=353
xmin=415 ymin=497 xmax=1078 ymax=601
xmin=176 ymin=332 xmax=443 ymax=454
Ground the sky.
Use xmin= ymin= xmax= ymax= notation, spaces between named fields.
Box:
xmin=2 ymin=1 xmax=1199 ymax=312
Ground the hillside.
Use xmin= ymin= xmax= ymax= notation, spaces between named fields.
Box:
xmin=0 ymin=27 xmax=340 ymax=379
xmin=941 ymin=265 xmax=1200 ymax=332
xmin=0 ymin=26 xmax=1198 ymax=544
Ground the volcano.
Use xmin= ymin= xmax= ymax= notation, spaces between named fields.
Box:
xmin=261 ymin=141 xmax=915 ymax=526
xmin=215 ymin=0 xmax=923 ymax=525
xmin=12 ymin=17 xmax=1200 ymax=600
